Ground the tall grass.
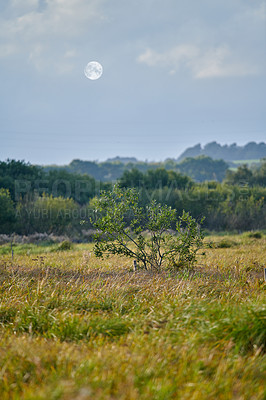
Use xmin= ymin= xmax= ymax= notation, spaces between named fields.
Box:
xmin=0 ymin=234 xmax=265 ymax=399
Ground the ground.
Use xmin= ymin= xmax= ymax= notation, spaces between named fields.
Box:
xmin=0 ymin=234 xmax=265 ymax=399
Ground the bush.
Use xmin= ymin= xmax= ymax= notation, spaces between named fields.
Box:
xmin=247 ymin=231 xmax=263 ymax=239
xmin=215 ymin=239 xmax=238 ymax=248
xmin=57 ymin=240 xmax=73 ymax=251
xmin=92 ymin=185 xmax=204 ymax=271
xmin=15 ymin=194 xmax=79 ymax=235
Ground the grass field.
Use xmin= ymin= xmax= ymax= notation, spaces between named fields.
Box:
xmin=0 ymin=234 xmax=265 ymax=400
xmin=232 ymin=160 xmax=261 ymax=165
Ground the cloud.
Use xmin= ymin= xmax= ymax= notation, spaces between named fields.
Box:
xmin=0 ymin=43 xmax=17 ymax=58
xmin=9 ymin=0 xmax=39 ymax=14
xmin=0 ymin=0 xmax=106 ymax=73
xmin=245 ymin=2 xmax=266 ymax=21
xmin=138 ymin=45 xmax=199 ymax=68
xmin=193 ymin=46 xmax=259 ymax=78
xmin=137 ymin=44 xmax=259 ymax=78
xmin=0 ymin=0 xmax=264 ymax=78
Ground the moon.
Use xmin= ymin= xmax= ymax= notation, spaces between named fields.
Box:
xmin=84 ymin=61 xmax=103 ymax=80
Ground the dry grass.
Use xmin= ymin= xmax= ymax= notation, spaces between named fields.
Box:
xmin=0 ymin=234 xmax=265 ymax=399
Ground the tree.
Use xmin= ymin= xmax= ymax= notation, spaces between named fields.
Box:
xmin=119 ymin=168 xmax=193 ymax=191
xmin=0 ymin=159 xmax=44 ymax=201
xmin=177 ymin=156 xmax=229 ymax=182
xmin=16 ymin=194 xmax=79 ymax=235
xmin=0 ymin=188 xmax=16 ymax=233
xmin=253 ymin=159 xmax=266 ymax=187
xmin=119 ymin=168 xmax=144 ymax=188
xmin=92 ymin=185 xmax=204 ymax=271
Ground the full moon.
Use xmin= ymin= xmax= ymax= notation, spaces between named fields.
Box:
xmin=84 ymin=61 xmax=103 ymax=80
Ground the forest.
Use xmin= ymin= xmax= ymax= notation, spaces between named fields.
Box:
xmin=44 ymin=155 xmax=229 ymax=182
xmin=0 ymin=157 xmax=265 ymax=237
xmin=42 ymin=141 xmax=266 ymax=182
xmin=177 ymin=141 xmax=266 ymax=162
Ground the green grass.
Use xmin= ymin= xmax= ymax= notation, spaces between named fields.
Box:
xmin=0 ymin=241 xmax=76 ymax=256
xmin=232 ymin=159 xmax=261 ymax=165
xmin=0 ymin=235 xmax=265 ymax=399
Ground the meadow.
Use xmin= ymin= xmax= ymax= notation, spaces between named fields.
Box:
xmin=0 ymin=234 xmax=265 ymax=400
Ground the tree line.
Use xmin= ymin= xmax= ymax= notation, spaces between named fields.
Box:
xmin=44 ymin=155 xmax=229 ymax=182
xmin=0 ymin=158 xmax=265 ymax=236
xmin=177 ymin=141 xmax=266 ymax=162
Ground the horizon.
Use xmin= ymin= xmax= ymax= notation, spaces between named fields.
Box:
xmin=1 ymin=140 xmax=265 ymax=166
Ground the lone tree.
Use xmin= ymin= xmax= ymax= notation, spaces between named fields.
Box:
xmin=92 ymin=185 xmax=204 ymax=272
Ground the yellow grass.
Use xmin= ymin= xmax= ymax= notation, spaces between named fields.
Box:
xmin=0 ymin=234 xmax=265 ymax=399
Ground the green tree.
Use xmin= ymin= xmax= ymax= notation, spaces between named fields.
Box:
xmin=16 ymin=194 xmax=79 ymax=235
xmin=0 ymin=188 xmax=16 ymax=233
xmin=225 ymin=164 xmax=253 ymax=185
xmin=92 ymin=185 xmax=204 ymax=271
xmin=0 ymin=159 xmax=44 ymax=201
xmin=253 ymin=159 xmax=266 ymax=187
xmin=178 ymin=156 xmax=228 ymax=182
xmin=119 ymin=168 xmax=145 ymax=188
xmin=46 ymin=169 xmax=99 ymax=205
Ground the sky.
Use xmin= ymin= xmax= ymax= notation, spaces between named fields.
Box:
xmin=0 ymin=0 xmax=265 ymax=165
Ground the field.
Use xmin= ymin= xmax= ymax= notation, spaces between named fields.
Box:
xmin=0 ymin=234 xmax=265 ymax=400
xmin=232 ymin=160 xmax=261 ymax=165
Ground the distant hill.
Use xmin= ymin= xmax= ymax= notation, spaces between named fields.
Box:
xmin=43 ymin=156 xmax=229 ymax=183
xmin=106 ymin=156 xmax=139 ymax=164
xmin=177 ymin=141 xmax=266 ymax=162
xmin=41 ymin=142 xmax=266 ymax=183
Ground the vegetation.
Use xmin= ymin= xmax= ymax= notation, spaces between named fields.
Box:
xmin=0 ymin=159 xmax=110 ymax=204
xmin=225 ymin=162 xmax=266 ymax=187
xmin=0 ymin=158 xmax=265 ymax=235
xmin=0 ymin=233 xmax=265 ymax=399
xmin=44 ymin=155 xmax=229 ymax=183
xmin=177 ymin=141 xmax=266 ymax=162
xmin=117 ymin=167 xmax=266 ymax=232
xmin=0 ymin=188 xmax=16 ymax=233
xmin=177 ymin=156 xmax=228 ymax=182
xmin=92 ymin=185 xmax=204 ymax=271
xmin=0 ymin=146 xmax=265 ymax=398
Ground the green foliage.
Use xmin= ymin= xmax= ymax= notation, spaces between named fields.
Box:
xmin=0 ymin=243 xmax=59 ymax=255
xmin=225 ymin=164 xmax=253 ymax=185
xmin=0 ymin=158 xmax=265 ymax=235
xmin=45 ymin=169 xmax=106 ymax=205
xmin=177 ymin=156 xmax=228 ymax=182
xmin=0 ymin=159 xmax=109 ymax=206
xmin=46 ymin=155 xmax=229 ymax=183
xmin=177 ymin=141 xmax=266 ymax=162
xmin=57 ymin=240 xmax=73 ymax=251
xmin=0 ymin=188 xmax=16 ymax=233
xmin=213 ymin=239 xmax=238 ymax=248
xmin=208 ymin=306 xmax=266 ymax=354
xmin=247 ymin=231 xmax=263 ymax=239
xmin=92 ymin=185 xmax=204 ymax=271
xmin=0 ymin=159 xmax=43 ymax=201
xmin=15 ymin=194 xmax=79 ymax=235
xmin=119 ymin=168 xmax=193 ymax=190
xmin=3 ymin=306 xmax=130 ymax=341
xmin=226 ymin=159 xmax=266 ymax=187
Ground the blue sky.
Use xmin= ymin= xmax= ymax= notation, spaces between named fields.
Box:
xmin=0 ymin=0 xmax=265 ymax=164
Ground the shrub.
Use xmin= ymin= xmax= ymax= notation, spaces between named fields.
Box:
xmin=92 ymin=185 xmax=204 ymax=271
xmin=247 ymin=231 xmax=263 ymax=239
xmin=215 ymin=239 xmax=238 ymax=248
xmin=57 ymin=240 xmax=73 ymax=251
